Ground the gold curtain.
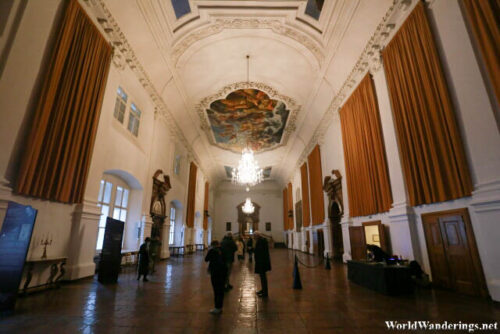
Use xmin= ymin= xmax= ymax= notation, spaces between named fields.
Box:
xmin=282 ymin=188 xmax=288 ymax=230
xmin=15 ymin=0 xmax=112 ymax=203
xmin=203 ymin=182 xmax=209 ymax=230
xmin=383 ymin=2 xmax=473 ymax=206
xmin=461 ymin=0 xmax=500 ymax=104
xmin=186 ymin=162 xmax=197 ymax=228
xmin=307 ymin=145 xmax=325 ymax=225
xmin=287 ymin=182 xmax=294 ymax=230
xmin=300 ymin=163 xmax=311 ymax=227
xmin=340 ymin=74 xmax=393 ymax=217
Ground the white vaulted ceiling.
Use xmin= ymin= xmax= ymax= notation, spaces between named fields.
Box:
xmin=84 ymin=0 xmax=396 ymax=185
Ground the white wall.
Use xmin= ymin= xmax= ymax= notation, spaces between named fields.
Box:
xmin=213 ymin=181 xmax=284 ymax=243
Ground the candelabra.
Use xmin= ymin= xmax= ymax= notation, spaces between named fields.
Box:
xmin=40 ymin=234 xmax=53 ymax=259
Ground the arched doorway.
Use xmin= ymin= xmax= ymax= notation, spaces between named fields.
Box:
xmin=237 ymin=201 xmax=260 ymax=236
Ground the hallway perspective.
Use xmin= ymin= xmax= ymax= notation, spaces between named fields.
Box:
xmin=2 ymin=249 xmax=499 ymax=333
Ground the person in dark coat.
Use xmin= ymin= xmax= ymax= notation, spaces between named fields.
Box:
xmin=137 ymin=237 xmax=151 ymax=281
xmin=246 ymin=237 xmax=254 ymax=262
xmin=221 ymin=233 xmax=237 ymax=290
xmin=253 ymin=231 xmax=271 ymax=297
xmin=205 ymin=240 xmax=227 ymax=314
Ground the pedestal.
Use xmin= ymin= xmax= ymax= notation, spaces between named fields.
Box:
xmin=322 ymin=219 xmax=332 ymax=258
xmin=341 ymin=217 xmax=353 ymax=263
xmin=160 ymin=222 xmax=171 ymax=259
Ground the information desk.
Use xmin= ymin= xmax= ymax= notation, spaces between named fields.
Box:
xmin=347 ymin=260 xmax=414 ymax=295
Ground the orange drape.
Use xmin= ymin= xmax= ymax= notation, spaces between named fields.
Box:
xmin=461 ymin=0 xmax=500 ymax=104
xmin=282 ymin=188 xmax=288 ymax=230
xmin=300 ymin=163 xmax=311 ymax=227
xmin=383 ymin=2 xmax=473 ymax=206
xmin=287 ymin=182 xmax=294 ymax=230
xmin=15 ymin=0 xmax=112 ymax=203
xmin=307 ymin=145 xmax=325 ymax=225
xmin=340 ymin=74 xmax=393 ymax=217
xmin=186 ymin=162 xmax=197 ymax=228
xmin=203 ymin=182 xmax=209 ymax=230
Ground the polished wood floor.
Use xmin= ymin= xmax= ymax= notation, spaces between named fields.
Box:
xmin=1 ymin=249 xmax=499 ymax=333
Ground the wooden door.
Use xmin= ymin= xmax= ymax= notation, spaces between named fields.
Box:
xmin=306 ymin=232 xmax=311 ymax=253
xmin=422 ymin=215 xmax=451 ymax=289
xmin=349 ymin=226 xmax=366 ymax=261
xmin=377 ymin=224 xmax=390 ymax=254
xmin=422 ymin=209 xmax=488 ymax=297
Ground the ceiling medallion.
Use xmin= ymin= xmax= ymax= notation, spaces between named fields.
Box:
xmin=196 ymin=82 xmax=300 ymax=154
xmin=232 ymin=148 xmax=263 ymax=188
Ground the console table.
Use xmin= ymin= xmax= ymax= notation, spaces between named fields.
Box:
xmin=21 ymin=257 xmax=67 ymax=294
xmin=169 ymin=246 xmax=184 ymax=256
xmin=195 ymin=244 xmax=205 ymax=251
xmin=347 ymin=260 xmax=414 ymax=295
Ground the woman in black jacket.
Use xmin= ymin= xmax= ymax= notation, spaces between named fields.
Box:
xmin=205 ymin=240 xmax=227 ymax=314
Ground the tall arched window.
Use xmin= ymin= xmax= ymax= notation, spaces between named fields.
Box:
xmin=169 ymin=207 xmax=176 ymax=245
xmin=96 ymin=175 xmax=130 ymax=250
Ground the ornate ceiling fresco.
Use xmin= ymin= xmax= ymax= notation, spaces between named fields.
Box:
xmin=206 ymin=89 xmax=289 ymax=152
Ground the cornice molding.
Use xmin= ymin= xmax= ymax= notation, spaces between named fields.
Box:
xmin=171 ymin=17 xmax=324 ymax=65
xmin=195 ymin=81 xmax=301 ymax=154
xmin=288 ymin=0 xmax=412 ymax=182
xmin=82 ymin=0 xmax=210 ymax=181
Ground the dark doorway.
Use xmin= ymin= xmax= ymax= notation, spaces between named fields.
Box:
xmin=313 ymin=229 xmax=325 ymax=257
xmin=422 ymin=208 xmax=488 ymax=298
xmin=330 ymin=201 xmax=343 ymax=261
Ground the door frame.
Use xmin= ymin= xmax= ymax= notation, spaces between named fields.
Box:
xmin=422 ymin=208 xmax=489 ymax=298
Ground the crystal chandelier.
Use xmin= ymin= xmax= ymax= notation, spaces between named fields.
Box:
xmin=242 ymin=198 xmax=255 ymax=214
xmin=232 ymin=148 xmax=263 ymax=188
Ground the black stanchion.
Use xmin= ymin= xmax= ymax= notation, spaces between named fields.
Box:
xmin=293 ymin=255 xmax=302 ymax=289
xmin=325 ymin=252 xmax=331 ymax=270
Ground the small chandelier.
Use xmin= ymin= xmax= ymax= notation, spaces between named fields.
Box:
xmin=232 ymin=148 xmax=263 ymax=188
xmin=242 ymin=198 xmax=255 ymax=214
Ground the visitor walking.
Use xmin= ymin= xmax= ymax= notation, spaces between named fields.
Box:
xmin=254 ymin=231 xmax=271 ymax=297
xmin=236 ymin=238 xmax=245 ymax=261
xmin=246 ymin=237 xmax=254 ymax=262
xmin=221 ymin=233 xmax=237 ymax=291
xmin=205 ymin=240 xmax=226 ymax=314
xmin=137 ymin=237 xmax=151 ymax=282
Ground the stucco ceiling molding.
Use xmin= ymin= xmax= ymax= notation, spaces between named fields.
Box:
xmin=171 ymin=18 xmax=324 ymax=66
xmin=288 ymin=0 xmax=412 ymax=182
xmin=195 ymin=81 xmax=301 ymax=154
xmin=82 ymin=0 xmax=212 ymax=180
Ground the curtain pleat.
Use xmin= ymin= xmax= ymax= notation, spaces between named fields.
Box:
xmin=340 ymin=74 xmax=393 ymax=217
xmin=283 ymin=188 xmax=288 ymax=230
xmin=461 ymin=0 xmax=500 ymax=104
xmin=300 ymin=163 xmax=311 ymax=227
xmin=15 ymin=0 xmax=111 ymax=203
xmin=287 ymin=182 xmax=294 ymax=230
xmin=186 ymin=162 xmax=197 ymax=228
xmin=203 ymin=182 xmax=209 ymax=230
xmin=307 ymin=145 xmax=325 ymax=225
xmin=383 ymin=2 xmax=473 ymax=206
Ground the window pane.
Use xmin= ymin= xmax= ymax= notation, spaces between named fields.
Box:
xmin=96 ymin=228 xmax=105 ymax=250
xmin=170 ymin=207 xmax=175 ymax=219
xmin=103 ymin=182 xmax=112 ymax=204
xmin=113 ymin=208 xmax=120 ymax=220
xmin=99 ymin=205 xmax=109 ymax=228
xmin=115 ymin=186 xmax=123 ymax=207
xmin=98 ymin=180 xmax=105 ymax=202
xmin=171 ymin=0 xmax=191 ymax=19
xmin=122 ymin=189 xmax=129 ymax=208
xmin=120 ymin=209 xmax=127 ymax=222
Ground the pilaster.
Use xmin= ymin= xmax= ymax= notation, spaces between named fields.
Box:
xmin=66 ymin=200 xmax=101 ymax=280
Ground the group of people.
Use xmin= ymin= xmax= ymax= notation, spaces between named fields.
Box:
xmin=205 ymin=231 xmax=271 ymax=314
